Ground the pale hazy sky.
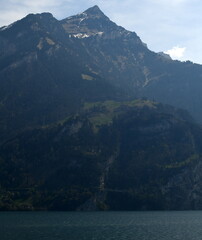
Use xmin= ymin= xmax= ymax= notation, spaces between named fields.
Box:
xmin=1 ymin=0 xmax=202 ymax=64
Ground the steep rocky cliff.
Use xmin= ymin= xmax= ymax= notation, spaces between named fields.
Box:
xmin=1 ymin=100 xmax=202 ymax=210
xmin=1 ymin=6 xmax=202 ymax=210
xmin=1 ymin=5 xmax=202 ymax=144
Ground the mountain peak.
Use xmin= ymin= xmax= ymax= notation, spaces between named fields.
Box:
xmin=84 ymin=5 xmax=105 ymax=17
xmin=22 ymin=12 xmax=54 ymax=24
xmin=61 ymin=5 xmax=114 ymax=36
xmin=61 ymin=6 xmax=142 ymax=42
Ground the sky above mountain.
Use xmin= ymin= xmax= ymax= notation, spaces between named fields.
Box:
xmin=1 ymin=0 xmax=202 ymax=64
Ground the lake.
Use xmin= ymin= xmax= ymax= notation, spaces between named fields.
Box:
xmin=0 ymin=211 xmax=202 ymax=240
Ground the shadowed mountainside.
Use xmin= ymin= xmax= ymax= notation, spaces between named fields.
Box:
xmin=1 ymin=100 xmax=202 ymax=210
xmin=1 ymin=6 xmax=202 ymax=210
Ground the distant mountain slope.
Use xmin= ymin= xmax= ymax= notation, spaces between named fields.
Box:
xmin=1 ymin=5 xmax=202 ymax=133
xmin=0 ymin=100 xmax=202 ymax=210
xmin=60 ymin=6 xmax=202 ymax=122
xmin=0 ymin=9 xmax=127 ymax=142
xmin=0 ymin=6 xmax=202 ymax=141
xmin=2 ymin=6 xmax=202 ymax=211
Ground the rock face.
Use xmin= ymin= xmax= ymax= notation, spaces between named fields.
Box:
xmin=1 ymin=100 xmax=202 ymax=210
xmin=0 ymin=7 xmax=127 ymax=142
xmin=1 ymin=6 xmax=202 ymax=210
xmin=61 ymin=6 xmax=202 ymax=123
xmin=1 ymin=5 xmax=202 ymax=141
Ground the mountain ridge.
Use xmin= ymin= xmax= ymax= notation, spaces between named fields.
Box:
xmin=1 ymin=6 xmax=202 ymax=210
xmin=60 ymin=5 xmax=142 ymax=42
xmin=1 ymin=100 xmax=202 ymax=210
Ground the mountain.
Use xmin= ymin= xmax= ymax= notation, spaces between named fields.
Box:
xmin=1 ymin=5 xmax=202 ymax=134
xmin=1 ymin=100 xmax=202 ymax=210
xmin=61 ymin=6 xmax=202 ymax=123
xmin=1 ymin=6 xmax=202 ymax=210
xmin=0 ymin=8 xmax=128 ymax=142
xmin=61 ymin=6 xmax=149 ymax=93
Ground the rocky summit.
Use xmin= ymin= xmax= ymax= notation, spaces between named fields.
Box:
xmin=1 ymin=6 xmax=202 ymax=210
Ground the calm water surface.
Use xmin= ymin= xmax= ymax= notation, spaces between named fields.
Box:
xmin=0 ymin=211 xmax=202 ymax=240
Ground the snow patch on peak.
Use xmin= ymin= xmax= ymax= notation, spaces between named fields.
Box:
xmin=78 ymin=13 xmax=88 ymax=23
xmin=73 ymin=33 xmax=90 ymax=38
xmin=70 ymin=31 xmax=104 ymax=39
xmin=81 ymin=13 xmax=87 ymax=17
xmin=79 ymin=18 xmax=85 ymax=23
xmin=76 ymin=12 xmax=87 ymax=18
